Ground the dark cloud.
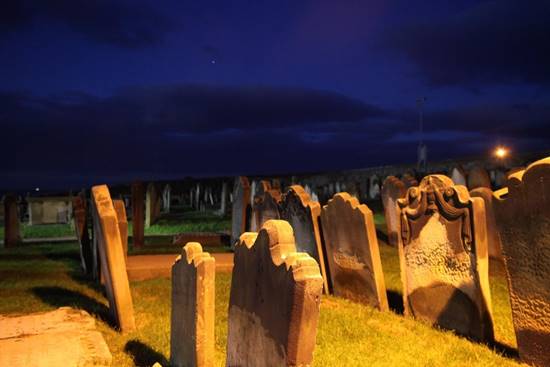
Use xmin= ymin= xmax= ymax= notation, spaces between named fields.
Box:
xmin=1 ymin=0 xmax=175 ymax=48
xmin=382 ymin=0 xmax=550 ymax=87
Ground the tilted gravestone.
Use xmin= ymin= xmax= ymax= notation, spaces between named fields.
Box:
xmin=252 ymin=184 xmax=282 ymax=230
xmin=450 ymin=166 xmax=467 ymax=187
xmin=381 ymin=176 xmax=407 ymax=247
xmin=280 ymin=185 xmax=330 ymax=292
xmin=91 ymin=185 xmax=136 ymax=332
xmin=231 ymin=176 xmax=251 ymax=247
xmin=469 ymin=187 xmax=502 ymax=259
xmin=72 ymin=194 xmax=93 ymax=274
xmin=396 ymin=175 xmax=494 ymax=342
xmin=493 ymin=157 xmax=550 ymax=367
xmin=171 ymin=242 xmax=215 ymax=367
xmin=467 ymin=166 xmax=491 ymax=190
xmin=112 ymin=200 xmax=128 ymax=260
xmin=226 ymin=220 xmax=323 ymax=367
xmin=321 ymin=193 xmax=388 ymax=310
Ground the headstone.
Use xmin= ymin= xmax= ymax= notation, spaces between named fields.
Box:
xmin=72 ymin=193 xmax=93 ymax=274
xmin=146 ymin=183 xmax=161 ymax=228
xmin=280 ymin=185 xmax=330 ymax=292
xmin=131 ymin=182 xmax=145 ymax=248
xmin=396 ymin=175 xmax=494 ymax=342
xmin=249 ymin=181 xmax=271 ymax=232
xmin=469 ymin=188 xmax=502 ymax=259
xmin=226 ymin=220 xmax=323 ymax=366
xmin=218 ymin=181 xmax=228 ymax=216
xmin=91 ymin=185 xmax=136 ymax=332
xmin=171 ymin=243 xmax=215 ymax=367
xmin=402 ymin=172 xmax=419 ymax=189
xmin=113 ymin=199 xmax=128 ymax=259
xmin=381 ymin=176 xmax=407 ymax=247
xmin=321 ymin=193 xmax=389 ymax=310
xmin=467 ymin=166 xmax=491 ymax=190
xmin=492 ymin=170 xmax=506 ymax=188
xmin=493 ymin=157 xmax=550 ymax=367
xmin=252 ymin=183 xmax=282 ymax=230
xmin=162 ymin=184 xmax=171 ymax=213
xmin=369 ymin=175 xmax=380 ymax=200
xmin=231 ymin=177 xmax=251 ymax=247
xmin=450 ymin=166 xmax=467 ymax=187
xmin=3 ymin=193 xmax=20 ymax=248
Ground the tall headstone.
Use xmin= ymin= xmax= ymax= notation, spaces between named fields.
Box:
xmin=252 ymin=182 xmax=282 ymax=230
xmin=381 ymin=176 xmax=407 ymax=247
xmin=227 ymin=220 xmax=323 ymax=367
xmin=368 ymin=175 xmax=380 ymax=200
xmin=145 ymin=183 xmax=161 ymax=228
xmin=321 ymin=193 xmax=388 ymax=310
xmin=171 ymin=243 xmax=215 ymax=367
xmin=91 ymin=185 xmax=136 ymax=333
xmin=72 ymin=193 xmax=93 ymax=274
xmin=469 ymin=188 xmax=502 ymax=259
xmin=113 ymin=200 xmax=128 ymax=259
xmin=280 ymin=185 xmax=330 ymax=292
xmin=396 ymin=175 xmax=494 ymax=342
xmin=231 ymin=177 xmax=251 ymax=247
xmin=467 ymin=166 xmax=491 ymax=190
xmin=3 ymin=194 xmax=20 ymax=248
xmin=450 ymin=166 xmax=467 ymax=187
xmin=131 ymin=182 xmax=145 ymax=249
xmin=493 ymin=157 xmax=550 ymax=367
xmin=162 ymin=184 xmax=171 ymax=213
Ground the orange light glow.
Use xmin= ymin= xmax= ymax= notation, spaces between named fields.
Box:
xmin=494 ymin=146 xmax=508 ymax=158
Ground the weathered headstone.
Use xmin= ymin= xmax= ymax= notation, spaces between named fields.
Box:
xmin=402 ymin=172 xmax=419 ymax=189
xmin=252 ymin=183 xmax=282 ymax=230
xmin=146 ymin=183 xmax=161 ymax=228
xmin=91 ymin=184 xmax=136 ymax=332
xmin=3 ymin=193 xmax=20 ymax=248
xmin=450 ymin=166 xmax=467 ymax=187
xmin=162 ymin=184 xmax=171 ymax=213
xmin=381 ymin=176 xmax=407 ymax=247
xmin=72 ymin=193 xmax=93 ymax=274
xmin=369 ymin=175 xmax=380 ymax=200
xmin=113 ymin=199 xmax=128 ymax=259
xmin=396 ymin=175 xmax=494 ymax=342
xmin=171 ymin=242 xmax=215 ymax=367
xmin=470 ymin=187 xmax=502 ymax=259
xmin=249 ymin=181 xmax=271 ymax=232
xmin=131 ymin=182 xmax=145 ymax=248
xmin=226 ymin=220 xmax=323 ymax=366
xmin=493 ymin=157 xmax=550 ymax=367
xmin=321 ymin=193 xmax=389 ymax=310
xmin=231 ymin=176 xmax=251 ymax=246
xmin=280 ymin=185 xmax=330 ymax=292
xmin=467 ymin=166 xmax=491 ymax=190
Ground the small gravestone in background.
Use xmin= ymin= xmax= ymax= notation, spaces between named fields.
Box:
xmin=145 ymin=183 xmax=161 ymax=228
xmin=91 ymin=184 xmax=136 ymax=333
xmin=402 ymin=172 xmax=419 ymax=189
xmin=397 ymin=175 xmax=494 ymax=342
xmin=249 ymin=180 xmax=271 ymax=232
xmin=226 ymin=220 xmax=323 ymax=367
xmin=113 ymin=199 xmax=128 ymax=260
xmin=493 ymin=157 xmax=550 ymax=367
xmin=467 ymin=166 xmax=491 ymax=190
xmin=381 ymin=176 xmax=407 ymax=247
xmin=72 ymin=193 xmax=93 ymax=274
xmin=171 ymin=242 xmax=215 ymax=367
xmin=231 ymin=176 xmax=251 ymax=247
xmin=369 ymin=174 xmax=381 ymax=200
xmin=450 ymin=166 xmax=467 ymax=187
xmin=321 ymin=193 xmax=388 ymax=310
xmin=470 ymin=187 xmax=502 ymax=259
xmin=253 ymin=184 xmax=282 ymax=230
xmin=131 ymin=182 xmax=145 ymax=248
xmin=280 ymin=185 xmax=330 ymax=292
xmin=3 ymin=193 xmax=20 ymax=248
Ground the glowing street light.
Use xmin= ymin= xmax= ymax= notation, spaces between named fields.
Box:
xmin=494 ymin=146 xmax=509 ymax=159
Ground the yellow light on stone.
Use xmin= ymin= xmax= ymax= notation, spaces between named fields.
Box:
xmin=494 ymin=146 xmax=508 ymax=159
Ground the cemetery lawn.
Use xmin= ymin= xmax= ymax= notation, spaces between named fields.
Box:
xmin=129 ymin=210 xmax=231 ymax=236
xmin=0 ymin=223 xmax=75 ymax=239
xmin=0 ymin=242 xmax=525 ymax=366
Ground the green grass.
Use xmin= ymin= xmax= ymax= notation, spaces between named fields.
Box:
xmin=130 ymin=210 xmax=231 ymax=236
xmin=0 ymin=223 xmax=75 ymax=240
xmin=0 ymin=241 xmax=524 ymax=366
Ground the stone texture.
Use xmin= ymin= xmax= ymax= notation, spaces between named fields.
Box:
xmin=321 ymin=193 xmax=388 ymax=310
xmin=402 ymin=172 xmax=419 ymax=189
xmin=73 ymin=193 xmax=93 ymax=274
xmin=280 ymin=185 xmax=330 ymax=292
xmin=91 ymin=184 xmax=136 ymax=332
xmin=113 ymin=199 xmax=128 ymax=259
xmin=252 ymin=183 xmax=282 ymax=230
xmin=231 ymin=176 xmax=251 ymax=247
xmin=249 ymin=181 xmax=271 ymax=232
xmin=145 ymin=183 xmax=161 ymax=228
xmin=226 ymin=220 xmax=323 ymax=367
xmin=131 ymin=182 xmax=145 ymax=248
xmin=467 ymin=166 xmax=491 ymax=190
xmin=4 ymin=193 xmax=20 ymax=248
xmin=493 ymin=157 xmax=550 ymax=367
xmin=469 ymin=187 xmax=502 ymax=259
xmin=381 ymin=176 xmax=407 ymax=247
xmin=368 ymin=175 xmax=381 ymax=199
xmin=450 ymin=166 xmax=467 ymax=187
xmin=397 ymin=175 xmax=494 ymax=342
xmin=171 ymin=242 xmax=215 ymax=367
xmin=0 ymin=307 xmax=112 ymax=366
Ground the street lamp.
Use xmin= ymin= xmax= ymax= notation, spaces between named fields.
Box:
xmin=494 ymin=146 xmax=509 ymax=159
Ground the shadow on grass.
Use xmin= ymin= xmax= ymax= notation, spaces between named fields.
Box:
xmin=387 ymin=290 xmax=404 ymax=315
xmin=124 ymin=339 xmax=169 ymax=367
xmin=489 ymin=340 xmax=519 ymax=360
xmin=31 ymin=286 xmax=115 ymax=329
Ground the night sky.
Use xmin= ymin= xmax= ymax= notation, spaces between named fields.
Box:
xmin=2 ymin=1 xmax=549 ymax=190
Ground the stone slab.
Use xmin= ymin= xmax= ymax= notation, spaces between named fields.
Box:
xmin=467 ymin=166 xmax=491 ymax=190
xmin=381 ymin=176 xmax=407 ymax=247
xmin=231 ymin=177 xmax=251 ymax=247
xmin=470 ymin=187 xmax=502 ymax=259
xmin=113 ymin=199 xmax=128 ymax=258
xmin=73 ymin=194 xmax=93 ymax=274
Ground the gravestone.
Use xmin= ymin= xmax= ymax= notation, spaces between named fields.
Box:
xmin=162 ymin=184 xmax=171 ymax=213
xmin=113 ymin=199 xmax=128 ymax=259
xmin=171 ymin=242 xmax=215 ymax=367
xmin=226 ymin=220 xmax=323 ymax=367
xmin=369 ymin=175 xmax=381 ymax=200
xmin=469 ymin=188 xmax=502 ymax=259
xmin=493 ymin=157 xmax=550 ymax=367
xmin=396 ymin=175 xmax=494 ymax=342
xmin=3 ymin=193 xmax=20 ymax=248
xmin=131 ymin=182 xmax=145 ymax=248
xmin=91 ymin=185 xmax=136 ymax=332
xmin=72 ymin=193 xmax=93 ymax=274
xmin=402 ymin=172 xmax=419 ymax=189
xmin=467 ymin=166 xmax=491 ymax=190
xmin=381 ymin=176 xmax=407 ymax=247
xmin=450 ymin=166 xmax=467 ymax=187
xmin=321 ymin=193 xmax=388 ymax=310
xmin=252 ymin=183 xmax=282 ymax=230
xmin=145 ymin=183 xmax=161 ymax=228
xmin=250 ymin=181 xmax=271 ymax=232
xmin=231 ymin=177 xmax=251 ymax=247
xmin=280 ymin=185 xmax=330 ymax=292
